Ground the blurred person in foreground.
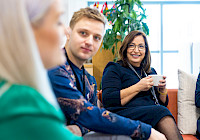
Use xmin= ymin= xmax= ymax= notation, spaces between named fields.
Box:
xmin=0 ymin=0 xmax=82 ymax=139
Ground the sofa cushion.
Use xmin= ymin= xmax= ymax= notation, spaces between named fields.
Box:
xmin=182 ymin=135 xmax=198 ymax=140
xmin=167 ymin=89 xmax=178 ymax=122
xmin=178 ymin=69 xmax=200 ymax=134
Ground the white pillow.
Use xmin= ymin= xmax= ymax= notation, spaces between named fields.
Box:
xmin=177 ymin=69 xmax=200 ymax=134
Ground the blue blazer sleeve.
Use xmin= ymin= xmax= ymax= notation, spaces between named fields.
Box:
xmin=48 ymin=66 xmax=152 ymax=139
xmin=195 ymin=73 xmax=200 ymax=107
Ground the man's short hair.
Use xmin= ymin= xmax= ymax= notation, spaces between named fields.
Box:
xmin=69 ymin=7 xmax=106 ymax=29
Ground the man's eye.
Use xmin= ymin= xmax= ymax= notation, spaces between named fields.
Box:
xmin=81 ymin=32 xmax=86 ymax=35
xmin=94 ymin=36 xmax=101 ymax=41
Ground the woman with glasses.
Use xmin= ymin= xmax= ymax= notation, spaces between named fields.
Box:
xmin=102 ymin=30 xmax=183 ymax=140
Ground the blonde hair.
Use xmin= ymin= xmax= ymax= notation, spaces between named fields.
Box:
xmin=0 ymin=0 xmax=58 ymax=107
xmin=70 ymin=7 xmax=106 ymax=29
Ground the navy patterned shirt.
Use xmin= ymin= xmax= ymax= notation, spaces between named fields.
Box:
xmin=48 ymin=53 xmax=152 ymax=139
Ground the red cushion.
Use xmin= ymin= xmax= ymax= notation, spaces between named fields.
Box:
xmin=167 ymin=89 xmax=178 ymax=123
xmin=182 ymin=135 xmax=198 ymax=140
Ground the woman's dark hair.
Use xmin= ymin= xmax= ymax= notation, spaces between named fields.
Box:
xmin=118 ymin=30 xmax=151 ymax=73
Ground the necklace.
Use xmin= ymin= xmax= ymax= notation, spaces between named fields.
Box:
xmin=127 ymin=62 xmax=159 ymax=105
xmin=140 ymin=69 xmax=143 ymax=77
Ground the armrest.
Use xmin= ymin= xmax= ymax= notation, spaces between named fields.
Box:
xmin=167 ymin=89 xmax=178 ymax=123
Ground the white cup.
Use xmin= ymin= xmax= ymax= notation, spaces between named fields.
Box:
xmin=150 ymin=75 xmax=164 ymax=86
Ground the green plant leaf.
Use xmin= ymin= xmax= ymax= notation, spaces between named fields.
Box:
xmin=142 ymin=22 xmax=149 ymax=35
xmin=112 ymin=46 xmax=115 ymax=55
xmin=130 ymin=10 xmax=137 ymax=20
xmin=102 ymin=0 xmax=149 ymax=61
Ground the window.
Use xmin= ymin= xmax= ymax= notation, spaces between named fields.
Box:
xmin=88 ymin=0 xmax=200 ymax=88
xmin=143 ymin=1 xmax=200 ymax=88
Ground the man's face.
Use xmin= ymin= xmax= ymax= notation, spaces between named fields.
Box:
xmin=67 ymin=17 xmax=105 ymax=63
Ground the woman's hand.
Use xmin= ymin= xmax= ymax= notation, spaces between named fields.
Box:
xmin=137 ymin=76 xmax=154 ymax=91
xmin=97 ymin=90 xmax=104 ymax=108
xmin=67 ymin=125 xmax=82 ymax=136
xmin=148 ymin=128 xmax=167 ymax=140
xmin=158 ymin=76 xmax=167 ymax=93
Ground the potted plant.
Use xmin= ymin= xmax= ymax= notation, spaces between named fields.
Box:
xmin=103 ymin=0 xmax=149 ymax=61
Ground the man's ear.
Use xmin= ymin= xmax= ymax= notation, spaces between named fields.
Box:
xmin=65 ymin=27 xmax=72 ymax=40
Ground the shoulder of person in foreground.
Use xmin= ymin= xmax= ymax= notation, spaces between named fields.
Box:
xmin=0 ymin=83 xmax=82 ymax=140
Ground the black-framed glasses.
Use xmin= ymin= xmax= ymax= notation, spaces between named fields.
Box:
xmin=128 ymin=44 xmax=146 ymax=51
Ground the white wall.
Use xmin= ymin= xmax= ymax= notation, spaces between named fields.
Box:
xmin=59 ymin=0 xmax=88 ymax=48
xmin=192 ymin=42 xmax=200 ymax=75
xmin=62 ymin=0 xmax=88 ymax=27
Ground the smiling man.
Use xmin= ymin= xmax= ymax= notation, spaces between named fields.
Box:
xmin=48 ymin=7 xmax=166 ymax=140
